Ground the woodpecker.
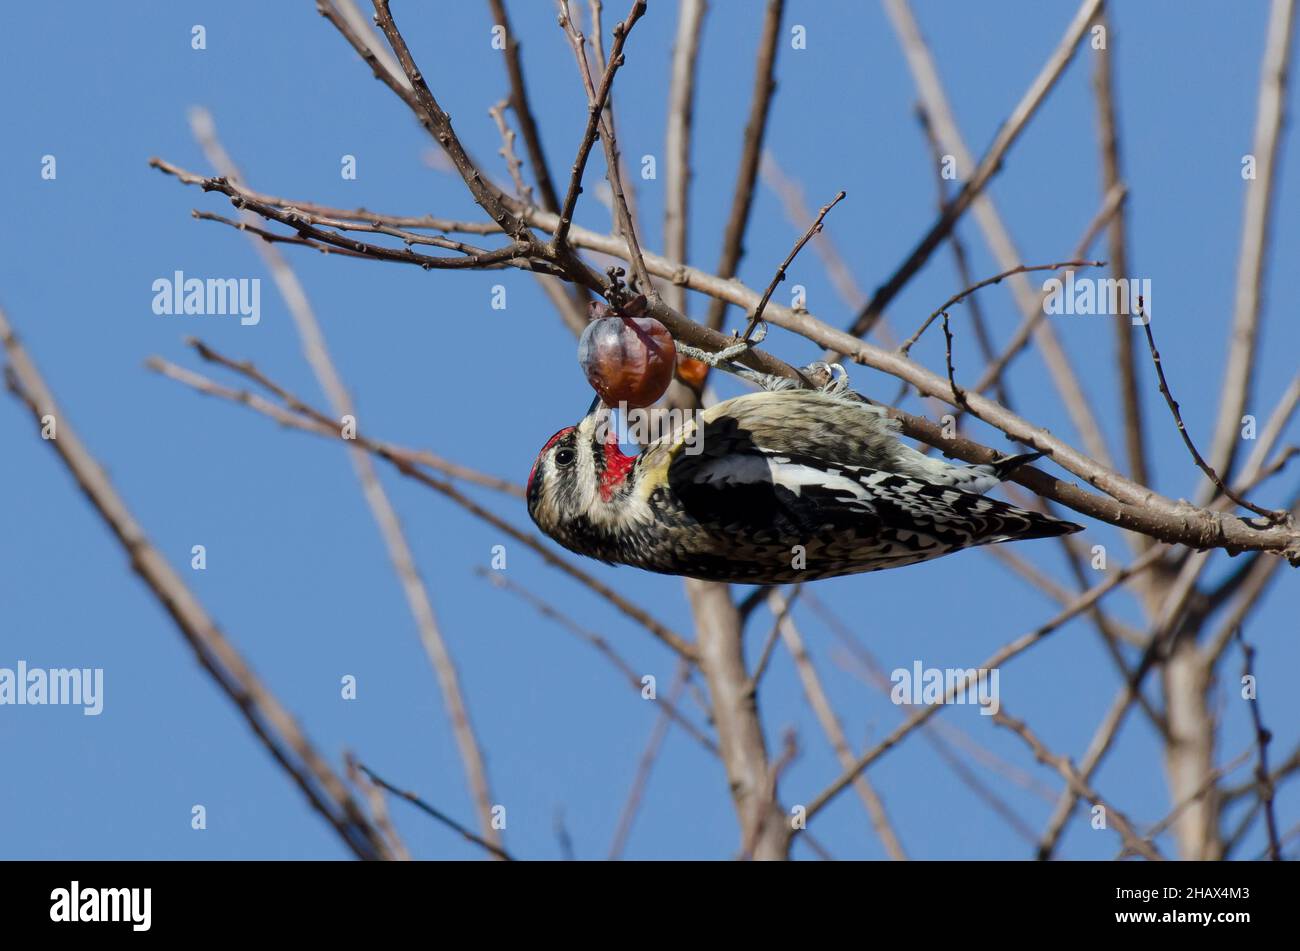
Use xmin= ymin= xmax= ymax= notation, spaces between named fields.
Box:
xmin=527 ymin=380 xmax=1082 ymax=584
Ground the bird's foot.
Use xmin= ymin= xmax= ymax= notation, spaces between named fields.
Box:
xmin=800 ymin=361 xmax=853 ymax=395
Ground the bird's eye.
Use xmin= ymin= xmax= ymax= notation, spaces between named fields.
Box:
xmin=555 ymin=447 xmax=576 ymax=468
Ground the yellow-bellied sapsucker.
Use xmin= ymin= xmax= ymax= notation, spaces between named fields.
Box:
xmin=527 ymin=380 xmax=1081 ymax=584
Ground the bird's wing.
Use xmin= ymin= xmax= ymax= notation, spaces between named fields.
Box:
xmin=669 ymin=446 xmax=1080 ymax=553
xmin=697 ymin=389 xmax=903 ymax=469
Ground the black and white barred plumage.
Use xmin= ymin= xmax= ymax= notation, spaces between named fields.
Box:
xmin=527 ymin=386 xmax=1082 ymax=584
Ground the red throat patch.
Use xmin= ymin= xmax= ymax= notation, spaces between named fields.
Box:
xmin=598 ymin=432 xmax=636 ymax=501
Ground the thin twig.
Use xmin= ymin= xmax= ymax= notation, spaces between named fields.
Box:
xmin=885 ymin=0 xmax=1119 ymax=475
xmin=151 ymin=173 xmax=1300 ymax=558
xmin=189 ymin=108 xmax=504 ymax=852
xmin=940 ymin=312 xmax=964 ymax=407
xmin=487 ymin=0 xmax=563 ymax=213
xmin=1204 ymin=0 xmax=1297 ymax=486
xmin=356 ymin=763 xmax=514 ymax=861
xmin=583 ymin=0 xmax=644 ymax=234
xmin=369 ymin=0 xmax=529 ymax=236
xmin=1036 ymin=663 xmax=1165 ymax=860
xmin=607 ymin=659 xmax=693 ymax=859
xmin=1091 ymin=8 xmax=1149 ymax=490
xmin=556 ymin=0 xmax=654 ymax=297
xmin=913 ymin=106 xmax=1006 ymax=409
xmin=154 ymin=161 xmax=532 ymax=270
xmin=1203 ymin=497 xmax=1299 ymax=666
xmin=805 ymin=591 xmax=1058 ymax=804
xmin=985 ymin=548 xmax=1145 ymax=647
xmin=798 ymin=544 xmax=1168 ymax=828
xmin=191 ymin=210 xmax=376 ymax=259
xmin=154 ymin=344 xmax=700 ymax=662
xmin=147 ymin=355 xmax=523 ymax=498
xmin=992 ymin=710 xmax=1163 ymax=861
xmin=769 ymin=591 xmax=908 ymax=860
xmin=1237 ymin=628 xmax=1283 ymax=860
xmin=346 ymin=753 xmax=413 ymax=860
xmin=748 ymin=585 xmax=801 ymax=687
xmin=663 ymin=0 xmax=707 ymax=315
xmin=741 ymin=190 xmax=846 ymax=341
xmin=1235 ymin=373 xmax=1300 ymax=491
xmin=485 ymin=0 xmax=593 ymax=329
xmin=551 ymin=0 xmax=648 ymax=249
xmin=965 ymin=184 xmax=1126 ymax=399
xmin=476 ymin=569 xmax=716 ymax=753
xmin=1 ymin=307 xmax=391 ymax=861
xmin=761 ymin=150 xmax=906 ymax=357
xmin=849 ymin=0 xmax=1104 ymax=337
xmin=1144 ymin=748 xmax=1254 ymax=845
xmin=898 ymin=260 xmax=1104 ymax=356
xmin=488 ymin=98 xmax=534 ymax=206
xmin=704 ymin=0 xmax=786 ymax=332
xmin=1138 ymin=298 xmax=1287 ymax=522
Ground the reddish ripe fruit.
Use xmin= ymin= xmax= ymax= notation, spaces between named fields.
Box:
xmin=578 ymin=310 xmax=677 ymax=409
xmin=675 ymin=354 xmax=709 ymax=389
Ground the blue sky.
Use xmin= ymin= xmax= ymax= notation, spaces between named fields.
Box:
xmin=1 ymin=1 xmax=1296 ymax=860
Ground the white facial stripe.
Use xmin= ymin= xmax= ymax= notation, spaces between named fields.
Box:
xmin=539 ymin=453 xmax=558 ymax=506
xmin=571 ymin=414 xmax=602 ymax=508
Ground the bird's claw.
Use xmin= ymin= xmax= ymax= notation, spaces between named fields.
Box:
xmin=800 ymin=361 xmax=852 ymax=395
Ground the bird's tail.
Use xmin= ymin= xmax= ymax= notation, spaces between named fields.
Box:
xmin=909 ymin=448 xmax=1045 ymax=496
xmin=982 ymin=502 xmax=1083 ymax=544
xmin=964 ymin=453 xmax=1083 ymax=542
xmin=987 ymin=450 xmax=1044 ymax=479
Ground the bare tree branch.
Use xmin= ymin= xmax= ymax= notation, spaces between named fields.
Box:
xmin=688 ymin=579 xmax=790 ymax=859
xmin=607 ymin=659 xmax=692 ymax=859
xmin=1204 ymin=0 xmax=1297 ymax=487
xmin=487 ymin=0 xmax=564 ymax=213
xmin=1139 ymin=299 xmax=1288 ymax=522
xmin=488 ymin=97 xmax=534 ymax=206
xmin=992 ymin=709 xmax=1163 ymax=861
xmin=551 ymin=0 xmax=648 ymax=250
xmin=849 ymin=0 xmax=1103 ymax=337
xmin=898 ymin=259 xmax=1104 ymax=357
xmin=1237 ymin=629 xmax=1283 ymax=860
xmin=356 ymin=762 xmax=514 ymax=860
xmin=1092 ymin=8 xmax=1150 ymax=490
xmin=742 ymin=189 xmax=846 ymax=341
xmin=476 ymin=569 xmax=716 ymax=753
xmin=346 ymin=753 xmax=413 ymax=860
xmin=149 ymin=346 xmax=700 ymax=662
xmin=799 ymin=544 xmax=1167 ymax=828
xmin=0 ymin=306 xmax=392 ymax=862
xmin=151 ymin=153 xmax=1300 ymax=559
xmin=882 ymin=0 xmax=1118 ymax=475
xmin=767 ymin=590 xmax=908 ymax=860
xmin=188 ymin=107 xmax=504 ymax=852
xmin=704 ymin=0 xmax=785 ymax=332
xmin=663 ymin=0 xmax=708 ymax=315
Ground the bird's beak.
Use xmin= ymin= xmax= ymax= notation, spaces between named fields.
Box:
xmin=584 ymin=395 xmax=616 ymax=445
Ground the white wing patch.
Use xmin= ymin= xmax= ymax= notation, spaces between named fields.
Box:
xmin=690 ymin=453 xmax=873 ymax=503
xmin=757 ymin=456 xmax=873 ymax=503
xmin=688 ymin=451 xmax=1006 ymax=525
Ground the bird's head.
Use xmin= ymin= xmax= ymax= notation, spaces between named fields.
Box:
xmin=526 ymin=398 xmax=638 ymax=545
